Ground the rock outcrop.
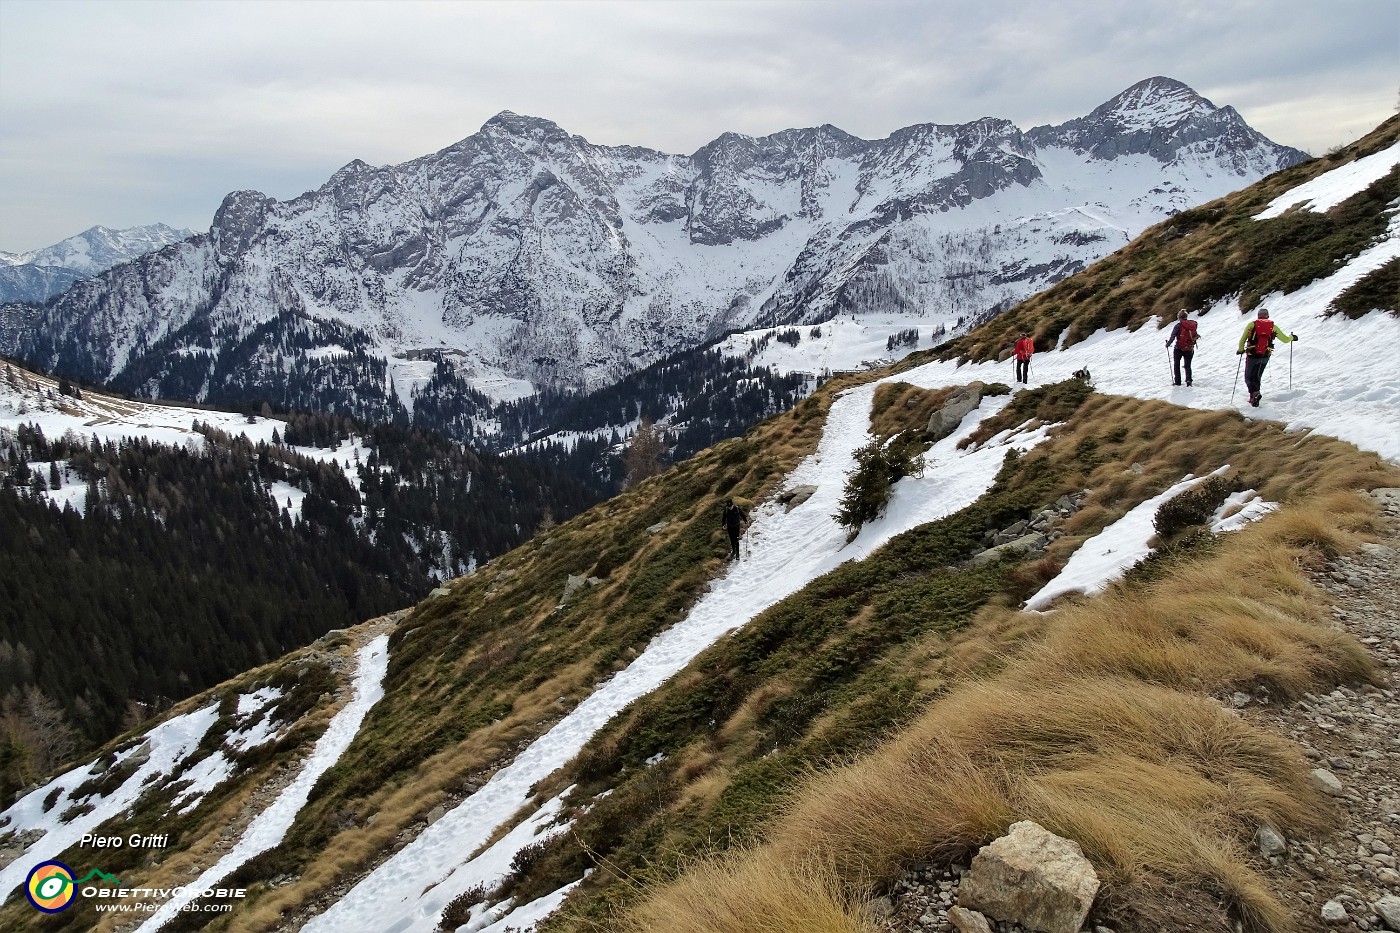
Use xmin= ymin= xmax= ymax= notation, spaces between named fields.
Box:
xmin=927 ymin=386 xmax=984 ymax=442
xmin=956 ymin=821 xmax=1100 ymax=933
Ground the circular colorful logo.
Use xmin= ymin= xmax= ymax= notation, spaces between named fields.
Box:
xmin=25 ymin=860 xmax=76 ymax=913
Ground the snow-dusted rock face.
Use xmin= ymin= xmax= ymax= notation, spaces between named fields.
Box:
xmin=7 ymin=77 xmax=1304 ymax=397
xmin=1027 ymin=76 xmax=1290 ymax=171
xmin=0 ymin=223 xmax=192 ymax=304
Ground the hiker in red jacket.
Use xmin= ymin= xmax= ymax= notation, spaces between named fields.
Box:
xmin=1236 ymin=308 xmax=1297 ymax=407
xmin=1165 ymin=309 xmax=1199 ymax=386
xmin=1013 ymin=332 xmax=1034 ymax=384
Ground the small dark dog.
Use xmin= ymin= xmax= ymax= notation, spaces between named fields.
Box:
xmin=1072 ymin=368 xmax=1093 ymax=383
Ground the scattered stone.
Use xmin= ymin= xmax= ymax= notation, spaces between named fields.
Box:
xmin=558 ymin=574 xmax=588 ymax=606
xmin=1255 ymin=824 xmax=1287 ymax=857
xmin=428 ymin=586 xmax=452 ymax=598
xmin=971 ymin=533 xmax=1049 ymax=566
xmin=1310 ymin=768 xmax=1346 ymax=796
xmin=957 ymin=821 xmax=1099 ymax=933
xmin=125 ymin=741 xmax=152 ymax=769
xmin=1375 ymin=895 xmax=1400 ymax=931
xmin=646 ymin=521 xmax=667 ymax=534
xmin=779 ymin=484 xmax=818 ymax=511
xmin=1231 ymin=692 xmax=1252 ymax=708
xmin=1322 ymin=900 xmax=1348 ymax=924
xmin=947 ymin=905 xmax=995 ymax=933
xmin=425 ymin=804 xmax=447 ymax=825
xmin=928 ymin=387 xmax=984 ymax=441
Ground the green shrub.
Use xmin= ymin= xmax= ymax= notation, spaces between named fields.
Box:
xmin=1124 ymin=529 xmax=1220 ymax=585
xmin=835 ymin=436 xmax=925 ymax=532
xmin=439 ymin=885 xmax=490 ymax=932
xmin=1153 ymin=475 xmax=1239 ymax=537
xmin=1329 ymin=258 xmax=1399 ymax=319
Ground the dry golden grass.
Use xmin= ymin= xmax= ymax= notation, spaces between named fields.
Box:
xmin=622 ymin=849 xmax=879 ymax=933
xmin=869 ymin=382 xmax=961 ymax=440
xmin=1036 ymin=524 xmax=1376 ymax=701
xmin=623 ymin=402 xmax=1399 ymax=933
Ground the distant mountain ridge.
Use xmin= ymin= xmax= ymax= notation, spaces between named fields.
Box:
xmin=0 ymin=223 xmax=192 ymax=304
xmin=4 ymin=77 xmax=1305 ymax=410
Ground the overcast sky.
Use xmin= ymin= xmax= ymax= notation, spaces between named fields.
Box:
xmin=0 ymin=0 xmax=1395 ymax=253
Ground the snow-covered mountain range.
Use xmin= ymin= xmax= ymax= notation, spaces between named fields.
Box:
xmin=3 ymin=77 xmax=1303 ymax=408
xmin=0 ymin=223 xmax=191 ymax=304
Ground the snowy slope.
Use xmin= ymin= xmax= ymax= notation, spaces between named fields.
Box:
xmin=0 ymin=362 xmax=371 ymax=508
xmin=0 ymin=635 xmax=389 ymax=914
xmin=7 ymin=78 xmax=1303 ymax=403
xmin=1256 ymin=140 xmax=1400 ymax=218
xmin=301 ymin=141 xmax=1398 ymax=933
xmin=731 ymin=142 xmax=1400 ymax=464
xmin=1025 ymin=467 xmax=1229 ymax=611
xmin=0 ymin=704 xmax=221 ymax=904
xmin=306 ymin=379 xmax=1053 ymax=933
xmin=1 ymin=364 xmax=283 ymax=449
xmin=134 ymin=635 xmax=390 ymax=930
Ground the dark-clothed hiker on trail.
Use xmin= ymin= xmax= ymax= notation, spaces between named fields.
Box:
xmin=721 ymin=498 xmax=748 ymax=560
xmin=1165 ymin=309 xmax=1199 ymax=386
xmin=1013 ymin=333 xmax=1034 ymax=384
xmin=1236 ymin=308 xmax=1297 ymax=407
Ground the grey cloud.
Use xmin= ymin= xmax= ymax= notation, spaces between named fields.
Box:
xmin=1 ymin=0 xmax=1395 ymax=251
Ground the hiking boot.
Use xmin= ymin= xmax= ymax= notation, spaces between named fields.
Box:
xmin=1249 ymin=393 xmax=1261 ymax=407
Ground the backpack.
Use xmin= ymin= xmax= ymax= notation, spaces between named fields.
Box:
xmin=1177 ymin=320 xmax=1198 ymax=351
xmin=1249 ymin=319 xmax=1274 ymax=355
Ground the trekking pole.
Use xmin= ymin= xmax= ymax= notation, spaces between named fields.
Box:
xmin=1166 ymin=348 xmax=1173 ymax=384
xmin=1289 ymin=341 xmax=1293 ymax=389
xmin=1231 ymin=353 xmax=1243 ymax=403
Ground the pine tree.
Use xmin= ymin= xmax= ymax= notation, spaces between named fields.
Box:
xmin=623 ymin=419 xmax=665 ymax=490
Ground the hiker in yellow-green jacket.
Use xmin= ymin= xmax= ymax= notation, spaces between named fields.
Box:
xmin=1236 ymin=308 xmax=1297 ymax=407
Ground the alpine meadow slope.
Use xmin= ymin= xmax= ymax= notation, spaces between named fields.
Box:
xmin=2 ymin=118 xmax=1398 ymax=933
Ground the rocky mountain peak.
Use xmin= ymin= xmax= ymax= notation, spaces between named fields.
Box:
xmin=1026 ymin=76 xmax=1304 ymax=167
xmin=1094 ymin=76 xmax=1214 ymax=130
xmin=331 ymin=158 xmax=372 ymax=178
xmin=211 ymin=189 xmax=274 ymax=261
xmin=481 ymin=110 xmax=570 ymax=141
xmin=951 ymin=116 xmax=1031 ymax=156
